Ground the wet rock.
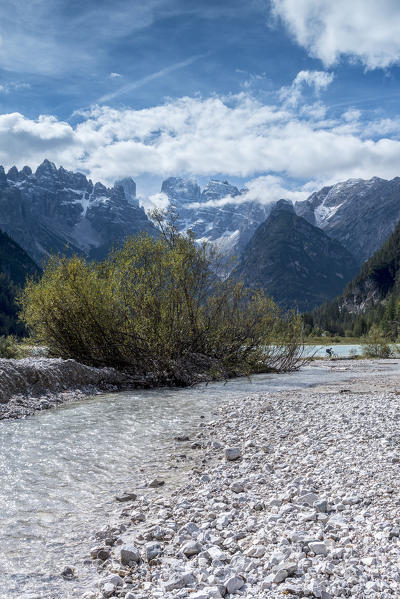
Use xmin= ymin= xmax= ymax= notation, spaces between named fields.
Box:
xmin=61 ymin=566 xmax=75 ymax=579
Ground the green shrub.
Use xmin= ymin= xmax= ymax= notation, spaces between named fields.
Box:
xmin=362 ymin=325 xmax=394 ymax=358
xmin=19 ymin=213 xmax=306 ymax=384
xmin=0 ymin=335 xmax=20 ymax=359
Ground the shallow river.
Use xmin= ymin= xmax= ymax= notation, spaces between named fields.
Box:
xmin=0 ymin=352 xmax=393 ymax=598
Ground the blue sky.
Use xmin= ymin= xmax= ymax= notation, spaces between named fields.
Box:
xmin=1 ymin=0 xmax=400 ymax=202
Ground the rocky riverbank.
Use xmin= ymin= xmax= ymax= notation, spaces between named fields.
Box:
xmin=81 ymin=359 xmax=400 ymax=599
xmin=0 ymin=358 xmax=153 ymax=420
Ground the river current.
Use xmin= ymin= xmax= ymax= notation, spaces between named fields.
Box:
xmin=0 ymin=348 xmax=392 ymax=598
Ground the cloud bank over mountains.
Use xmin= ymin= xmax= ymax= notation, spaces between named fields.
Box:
xmin=1 ymin=81 xmax=400 ymax=204
xmin=2 ymin=1 xmax=400 ymax=205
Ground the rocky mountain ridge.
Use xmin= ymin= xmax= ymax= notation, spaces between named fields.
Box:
xmin=295 ymin=176 xmax=400 ymax=264
xmin=232 ymin=200 xmax=359 ymax=312
xmin=161 ymin=177 xmax=271 ymax=255
xmin=0 ymin=160 xmax=154 ymax=265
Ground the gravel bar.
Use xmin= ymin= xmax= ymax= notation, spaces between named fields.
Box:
xmin=79 ymin=359 xmax=400 ymax=599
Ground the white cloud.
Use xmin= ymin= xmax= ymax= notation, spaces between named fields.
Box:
xmin=109 ymin=72 xmax=122 ymax=78
xmin=147 ymin=191 xmax=170 ymax=210
xmin=279 ymin=69 xmax=334 ymax=106
xmin=0 ymin=81 xmax=30 ymax=94
xmin=1 ymin=92 xmax=400 ymax=199
xmin=272 ymin=0 xmax=400 ymax=69
xmin=188 ymin=176 xmax=310 ymax=208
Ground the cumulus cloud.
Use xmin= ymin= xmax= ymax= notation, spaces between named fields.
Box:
xmin=147 ymin=191 xmax=170 ymax=210
xmin=188 ymin=176 xmax=310 ymax=208
xmin=1 ymin=92 xmax=400 ymax=199
xmin=279 ymin=70 xmax=334 ymax=106
xmin=271 ymin=0 xmax=400 ymax=69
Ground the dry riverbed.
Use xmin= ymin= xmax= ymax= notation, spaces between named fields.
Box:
xmin=78 ymin=359 xmax=400 ymax=599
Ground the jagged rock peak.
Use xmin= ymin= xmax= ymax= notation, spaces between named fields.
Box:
xmin=35 ymin=158 xmax=58 ymax=178
xmin=7 ymin=166 xmax=19 ymax=181
xmin=114 ymin=177 xmax=138 ymax=207
xmin=201 ymin=179 xmax=240 ymax=200
xmin=0 ymin=166 xmax=7 ymax=188
xmin=271 ymin=199 xmax=294 ymax=214
xmin=161 ymin=177 xmax=201 ymax=202
xmin=21 ymin=166 xmax=32 ymax=177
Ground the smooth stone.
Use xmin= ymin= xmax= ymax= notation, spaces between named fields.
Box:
xmin=102 ymin=582 xmax=115 ymax=598
xmin=115 ymin=492 xmax=137 ymax=502
xmin=231 ymin=481 xmax=245 ymax=494
xmin=225 ymin=447 xmax=242 ymax=461
xmin=225 ymin=575 xmax=245 ymax=594
xmin=273 ymin=569 xmax=289 ymax=584
xmin=103 ymin=574 xmax=123 ymax=587
xmin=148 ymin=478 xmax=165 ymax=488
xmin=182 ymin=540 xmax=202 ymax=557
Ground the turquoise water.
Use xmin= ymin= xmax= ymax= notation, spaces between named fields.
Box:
xmin=309 ymin=344 xmax=363 ymax=358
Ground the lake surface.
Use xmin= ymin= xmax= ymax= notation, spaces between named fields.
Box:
xmin=310 ymin=344 xmax=364 ymax=357
xmin=0 ymin=353 xmax=395 ymax=598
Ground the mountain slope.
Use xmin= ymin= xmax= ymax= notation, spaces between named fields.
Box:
xmin=307 ymin=217 xmax=400 ymax=335
xmin=232 ymin=200 xmax=359 ymax=312
xmin=295 ymin=176 xmax=400 ymax=264
xmin=161 ymin=177 xmax=271 ymax=256
xmin=0 ymin=230 xmax=40 ymax=336
xmin=0 ymin=161 xmax=155 ymax=265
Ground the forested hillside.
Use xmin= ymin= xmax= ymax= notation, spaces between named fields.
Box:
xmin=0 ymin=231 xmax=40 ymax=336
xmin=232 ymin=201 xmax=358 ymax=312
xmin=305 ymin=219 xmax=400 ymax=338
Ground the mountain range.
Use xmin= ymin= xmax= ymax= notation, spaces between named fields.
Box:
xmin=161 ymin=177 xmax=271 ymax=255
xmin=232 ymin=200 xmax=359 ymax=312
xmin=0 ymin=160 xmax=154 ymax=266
xmin=295 ymin=177 xmax=400 ymax=265
xmin=1 ymin=160 xmax=400 ymax=317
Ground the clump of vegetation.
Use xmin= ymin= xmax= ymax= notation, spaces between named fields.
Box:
xmin=19 ymin=212 xmax=306 ymax=386
xmin=362 ymin=325 xmax=394 ymax=358
xmin=0 ymin=335 xmax=20 ymax=359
